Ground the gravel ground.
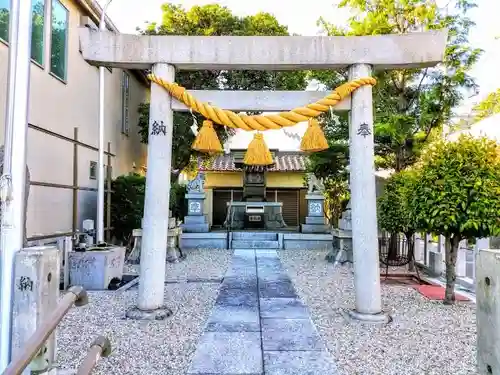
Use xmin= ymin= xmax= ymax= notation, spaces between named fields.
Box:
xmin=279 ymin=249 xmax=477 ymax=375
xmin=57 ymin=249 xmax=233 ymax=375
xmin=124 ymin=248 xmax=234 ymax=281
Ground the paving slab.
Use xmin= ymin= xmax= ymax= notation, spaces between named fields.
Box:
xmin=259 ymin=277 xmax=297 ymax=298
xmin=187 ymin=332 xmax=263 ymax=374
xmin=223 ymin=275 xmax=258 ymax=289
xmin=261 ymin=318 xmax=324 ymax=351
xmin=216 ymin=288 xmax=259 ymax=308
xmin=260 ymin=298 xmax=310 ymax=319
xmin=263 ymin=351 xmax=339 ymax=375
xmin=206 ymin=304 xmax=260 ymax=332
xmin=187 ymin=247 xmax=338 ymax=374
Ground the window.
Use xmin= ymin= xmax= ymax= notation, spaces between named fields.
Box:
xmin=0 ymin=0 xmax=10 ymax=42
xmin=89 ymin=161 xmax=97 ymax=180
xmin=50 ymin=0 xmax=68 ymax=81
xmin=31 ymin=0 xmax=45 ymax=65
xmin=121 ymin=71 xmax=130 ymax=135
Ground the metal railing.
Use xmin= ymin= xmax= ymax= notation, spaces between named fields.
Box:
xmin=2 ymin=286 xmax=88 ymax=375
xmin=76 ymin=336 xmax=112 ymax=375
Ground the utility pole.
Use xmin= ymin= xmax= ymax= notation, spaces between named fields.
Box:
xmin=0 ymin=0 xmax=33 ymax=369
xmin=97 ymin=0 xmax=114 ymax=244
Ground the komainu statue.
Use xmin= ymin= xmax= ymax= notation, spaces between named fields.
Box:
xmin=307 ymin=173 xmax=325 ymax=194
xmin=187 ymin=171 xmax=205 ymax=193
xmin=0 ymin=145 xmax=30 ymax=246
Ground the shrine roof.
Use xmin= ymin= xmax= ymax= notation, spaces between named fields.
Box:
xmin=198 ymin=151 xmax=307 ymax=172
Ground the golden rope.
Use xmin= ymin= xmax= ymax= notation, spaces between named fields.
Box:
xmin=147 ymin=74 xmax=376 ymax=131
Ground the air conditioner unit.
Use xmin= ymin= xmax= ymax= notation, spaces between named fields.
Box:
xmin=80 ymin=16 xmax=97 ymax=30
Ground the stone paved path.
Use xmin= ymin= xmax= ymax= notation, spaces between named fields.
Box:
xmin=187 ymin=249 xmax=339 ymax=375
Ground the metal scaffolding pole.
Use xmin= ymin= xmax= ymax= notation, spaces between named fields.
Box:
xmin=0 ymin=0 xmax=33 ymax=370
xmin=96 ymin=0 xmax=113 ymax=244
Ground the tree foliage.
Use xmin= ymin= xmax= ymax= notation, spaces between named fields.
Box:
xmin=472 ymin=88 xmax=500 ymax=122
xmin=136 ymin=4 xmax=308 ymax=176
xmin=310 ymin=0 xmax=482 ymax=176
xmin=377 ymin=169 xmax=417 ymax=236
xmin=110 ymin=173 xmax=187 ymax=243
xmin=410 ymin=135 xmax=500 ymax=302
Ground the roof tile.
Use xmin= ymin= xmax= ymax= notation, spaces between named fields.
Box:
xmin=199 ymin=151 xmax=307 ymax=172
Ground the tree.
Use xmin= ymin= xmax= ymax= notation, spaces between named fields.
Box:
xmin=472 ymin=88 xmax=500 ymax=122
xmin=110 ymin=173 xmax=187 ymax=244
xmin=136 ymin=4 xmax=308 ymax=178
xmin=314 ymin=0 xmax=482 ymax=172
xmin=377 ymin=169 xmax=418 ymax=269
xmin=410 ymin=135 xmax=500 ymax=304
xmin=310 ymin=0 xmax=482 ymax=261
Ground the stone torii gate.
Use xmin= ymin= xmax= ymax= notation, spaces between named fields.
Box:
xmin=79 ymin=29 xmax=447 ymax=322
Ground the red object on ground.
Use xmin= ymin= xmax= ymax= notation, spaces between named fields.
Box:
xmin=414 ymin=284 xmax=470 ymax=301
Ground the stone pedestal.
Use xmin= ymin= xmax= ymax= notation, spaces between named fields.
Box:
xmin=301 ymin=193 xmax=329 ymax=233
xmin=69 ymin=246 xmax=125 ymax=290
xmin=326 ymin=203 xmax=353 ymax=264
xmin=181 ymin=192 xmax=210 ymax=233
xmin=326 ymin=228 xmax=353 ymax=264
xmin=13 ymin=247 xmax=60 ymax=373
xmin=166 ymin=227 xmax=185 ymax=263
xmin=224 ymin=202 xmax=286 ymax=230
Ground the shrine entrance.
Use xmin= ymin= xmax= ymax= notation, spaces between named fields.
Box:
xmin=79 ymin=28 xmax=448 ymax=323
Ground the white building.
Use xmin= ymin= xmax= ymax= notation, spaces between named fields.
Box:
xmin=0 ymin=0 xmax=149 ymax=241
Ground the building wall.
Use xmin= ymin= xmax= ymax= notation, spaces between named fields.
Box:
xmin=0 ymin=0 xmax=148 ymax=238
xmin=205 ymin=171 xmax=305 ymax=189
xmin=204 ymin=170 xmax=305 ymax=226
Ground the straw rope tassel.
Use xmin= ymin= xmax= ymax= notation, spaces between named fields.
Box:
xmin=243 ymin=133 xmax=273 ymax=166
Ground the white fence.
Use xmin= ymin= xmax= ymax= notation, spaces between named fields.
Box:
xmin=414 ymin=234 xmax=490 ymax=291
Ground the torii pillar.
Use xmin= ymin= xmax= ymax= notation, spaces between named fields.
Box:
xmin=347 ymin=63 xmax=387 ymax=322
xmin=126 ymin=63 xmax=175 ymax=320
xmin=79 ymin=28 xmax=447 ymax=321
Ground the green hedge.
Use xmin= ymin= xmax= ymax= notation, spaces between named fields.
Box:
xmin=110 ymin=173 xmax=187 ymax=243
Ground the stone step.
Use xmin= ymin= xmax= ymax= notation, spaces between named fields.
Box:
xmin=232 ymin=240 xmax=280 ymax=249
xmin=180 ymin=223 xmax=209 ymax=233
xmin=231 ymin=232 xmax=278 ymax=241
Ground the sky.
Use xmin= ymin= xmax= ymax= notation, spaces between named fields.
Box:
xmin=103 ymin=0 xmax=500 ymax=150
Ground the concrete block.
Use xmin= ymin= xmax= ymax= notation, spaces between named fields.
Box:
xmin=13 ymin=246 xmax=60 ymax=372
xmin=284 ymin=240 xmax=334 ymax=251
xmin=278 ymin=232 xmax=284 ymax=249
xmin=80 ymin=28 xmax=448 ymax=71
xmin=306 ymin=196 xmax=325 ymax=218
xmin=187 ymin=332 xmax=262 ymax=374
xmin=476 ymin=249 xmax=500 ymax=375
xmin=456 ymin=247 xmax=467 ymax=278
xmin=261 ymin=318 xmax=324 ymax=351
xmin=232 ymin=240 xmax=280 ymax=249
xmin=232 ymin=232 xmax=278 ymax=241
xmin=183 ymin=215 xmax=208 ymax=224
xmin=306 ymin=217 xmax=327 ymax=225
xmin=264 ymin=351 xmax=339 ymax=375
xmin=180 ymin=232 xmax=228 ymax=250
xmin=68 ymin=246 xmax=125 ymax=290
xmin=283 ymin=233 xmax=331 ymax=241
xmin=301 ymin=224 xmax=330 ymax=233
xmin=180 ymin=223 xmax=209 ymax=233
xmin=180 ymin=238 xmax=227 ymax=249
xmin=428 ymin=250 xmax=444 ymax=276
